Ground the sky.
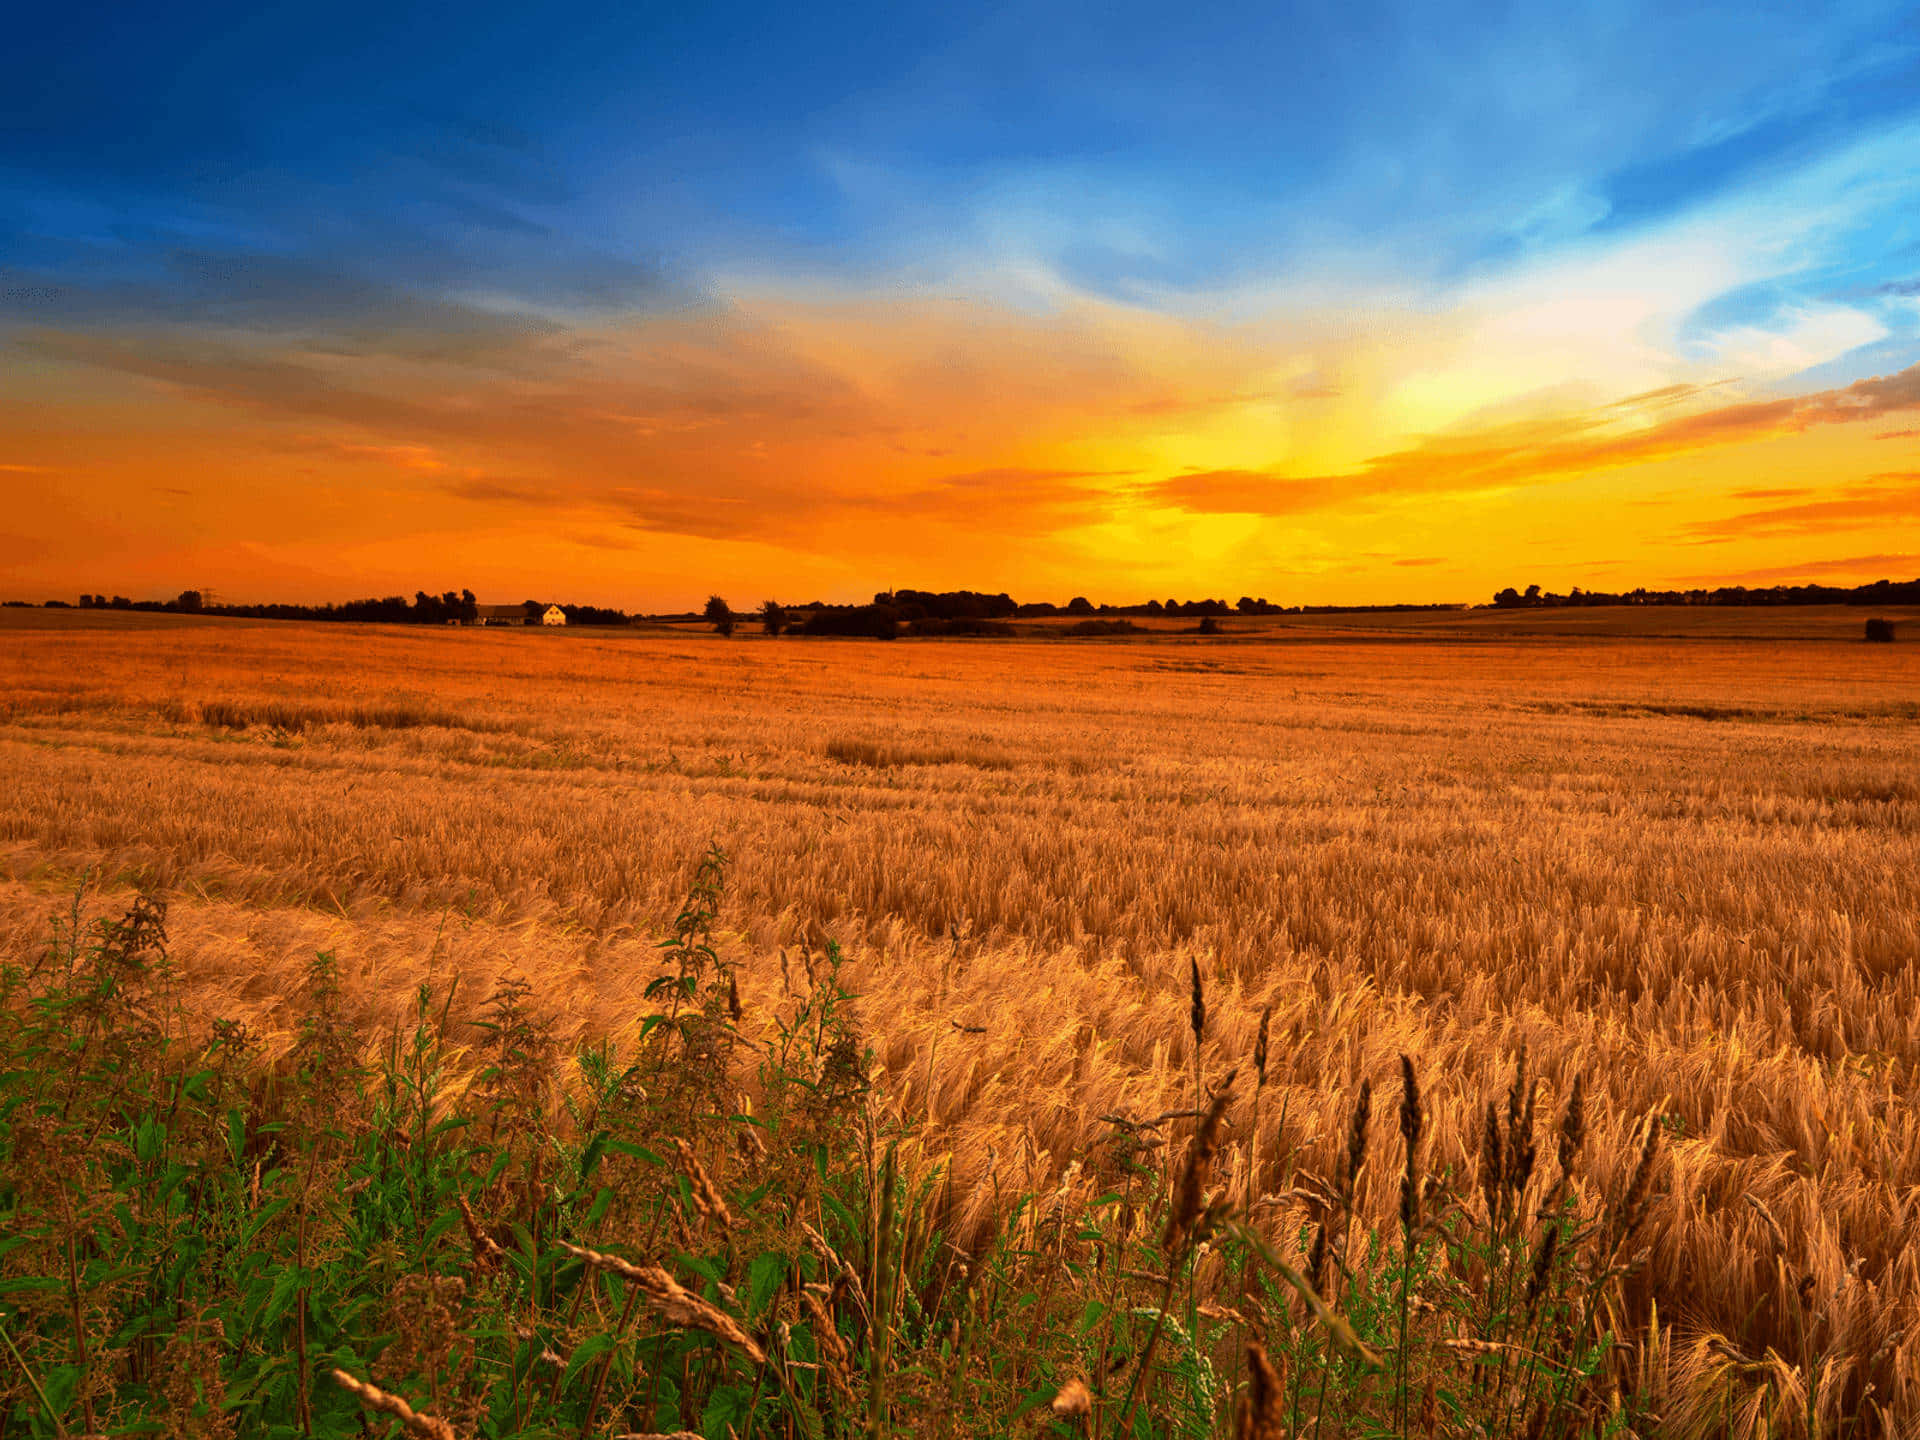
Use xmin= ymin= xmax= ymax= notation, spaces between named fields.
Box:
xmin=2 ymin=0 xmax=1918 ymax=609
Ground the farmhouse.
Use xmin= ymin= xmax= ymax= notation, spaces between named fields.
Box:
xmin=474 ymin=603 xmax=568 ymax=627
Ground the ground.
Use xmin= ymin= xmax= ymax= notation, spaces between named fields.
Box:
xmin=3 ymin=607 xmax=1918 ymax=1422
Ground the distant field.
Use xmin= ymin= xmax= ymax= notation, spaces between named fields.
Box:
xmin=4 ymin=611 xmax=1918 ymax=1429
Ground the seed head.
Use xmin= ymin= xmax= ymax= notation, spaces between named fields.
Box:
xmin=1556 ymin=1072 xmax=1586 ymax=1181
xmin=1165 ymin=1072 xmax=1235 ymax=1255
xmin=1480 ymin=1100 xmax=1505 ymax=1224
xmin=330 ymin=1371 xmax=457 ymax=1440
xmin=1189 ymin=957 xmax=1206 ymax=1048
xmin=1526 ymin=1222 xmax=1560 ymax=1307
xmin=1235 ymin=1342 xmax=1286 ymax=1440
xmin=1398 ymin=1055 xmax=1423 ymax=1231
xmin=1341 ymin=1078 xmax=1372 ymax=1205
xmin=1050 ymin=1378 xmax=1093 ymax=1420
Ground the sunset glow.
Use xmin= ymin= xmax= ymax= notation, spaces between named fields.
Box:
xmin=4 ymin=2 xmax=1918 ymax=606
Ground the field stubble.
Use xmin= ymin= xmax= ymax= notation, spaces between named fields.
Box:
xmin=3 ymin=612 xmax=1919 ymax=1431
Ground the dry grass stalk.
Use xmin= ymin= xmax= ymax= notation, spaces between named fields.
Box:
xmin=800 ymin=1286 xmax=855 ymax=1401
xmin=557 ymin=1242 xmax=765 ymax=1364
xmin=1341 ymin=1077 xmax=1372 ymax=1209
xmin=671 ymin=1137 xmax=733 ymax=1231
xmin=1398 ymin=1053 xmax=1422 ymax=1232
xmin=1480 ymin=1100 xmax=1505 ymax=1226
xmin=1165 ymin=1073 xmax=1235 ymax=1255
xmin=453 ymin=1194 xmax=502 ymax=1275
xmin=1556 ymin=1072 xmax=1585 ymax=1184
xmin=1234 ymin=1341 xmax=1285 ymax=1440
xmin=1616 ymin=1111 xmax=1662 ymax=1241
xmin=329 ymin=1369 xmax=458 ymax=1440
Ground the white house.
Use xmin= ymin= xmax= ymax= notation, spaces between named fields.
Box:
xmin=541 ymin=605 xmax=567 ymax=626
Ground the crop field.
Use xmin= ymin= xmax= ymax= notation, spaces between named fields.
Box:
xmin=2 ymin=609 xmax=1918 ymax=1438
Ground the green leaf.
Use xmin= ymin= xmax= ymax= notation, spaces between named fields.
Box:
xmin=577 ymin=1130 xmax=610 ymax=1181
xmin=0 ymin=1275 xmax=65 ymax=1295
xmin=746 ymin=1250 xmax=787 ymax=1320
xmin=562 ymin=1331 xmax=618 ymax=1388
xmin=700 ymin=1383 xmax=751 ymax=1439
xmin=584 ymin=1185 xmax=614 ymax=1228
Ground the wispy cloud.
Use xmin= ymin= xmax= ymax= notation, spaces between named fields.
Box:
xmin=1146 ymin=362 xmax=1920 ymax=517
xmin=1679 ymin=475 xmax=1920 ymax=541
xmin=1679 ymin=552 xmax=1920 ymax=582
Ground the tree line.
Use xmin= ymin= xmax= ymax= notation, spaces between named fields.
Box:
xmin=1492 ymin=577 xmax=1920 ymax=608
xmin=37 ymin=590 xmax=636 ymax=625
xmin=16 ymin=572 xmax=1917 ymax=635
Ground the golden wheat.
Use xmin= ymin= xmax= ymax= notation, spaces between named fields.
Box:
xmin=4 ymin=609 xmax=1919 ymax=1426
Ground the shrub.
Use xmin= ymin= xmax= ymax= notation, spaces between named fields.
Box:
xmin=1865 ymin=617 xmax=1896 ymax=642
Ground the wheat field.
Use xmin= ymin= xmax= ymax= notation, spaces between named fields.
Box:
xmin=4 ymin=608 xmax=1919 ymax=1432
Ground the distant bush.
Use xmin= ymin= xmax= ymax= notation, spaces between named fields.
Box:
xmin=1865 ymin=617 xmax=1896 ymax=642
xmin=906 ymin=617 xmax=1015 ymax=637
xmin=1197 ymin=615 xmax=1222 ymax=635
xmin=801 ymin=604 xmax=899 ymax=639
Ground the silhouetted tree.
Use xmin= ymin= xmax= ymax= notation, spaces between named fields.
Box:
xmin=760 ymin=600 xmax=787 ymax=636
xmin=174 ymin=589 xmax=203 ymax=613
xmin=705 ymin=594 xmax=736 ymax=637
xmin=1066 ymin=595 xmax=1094 ymax=615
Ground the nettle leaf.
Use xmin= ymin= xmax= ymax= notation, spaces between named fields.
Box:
xmin=605 ymin=1139 xmax=662 ymax=1166
xmin=563 ymin=1330 xmax=618 ymax=1388
xmin=700 ymin=1382 xmax=751 ymax=1439
xmin=41 ymin=1362 xmax=81 ymax=1420
xmin=746 ymin=1250 xmax=787 ymax=1319
xmin=677 ymin=1251 xmax=726 ymax=1288
xmin=585 ymin=1185 xmax=614 ymax=1228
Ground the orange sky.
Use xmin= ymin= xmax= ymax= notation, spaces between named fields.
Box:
xmin=4 ymin=284 xmax=1916 ymax=609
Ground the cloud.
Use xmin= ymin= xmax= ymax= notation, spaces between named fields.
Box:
xmin=1145 ymin=360 xmax=1920 ymax=517
xmin=1391 ymin=556 xmax=1446 ymax=567
xmin=442 ymin=477 xmax=555 ymax=505
xmin=1679 ymin=552 xmax=1920 ymax=583
xmin=860 ymin=467 xmax=1131 ymax=533
xmin=1 ymin=252 xmax=580 ymax=369
xmin=1679 ymin=476 xmax=1920 ymax=541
